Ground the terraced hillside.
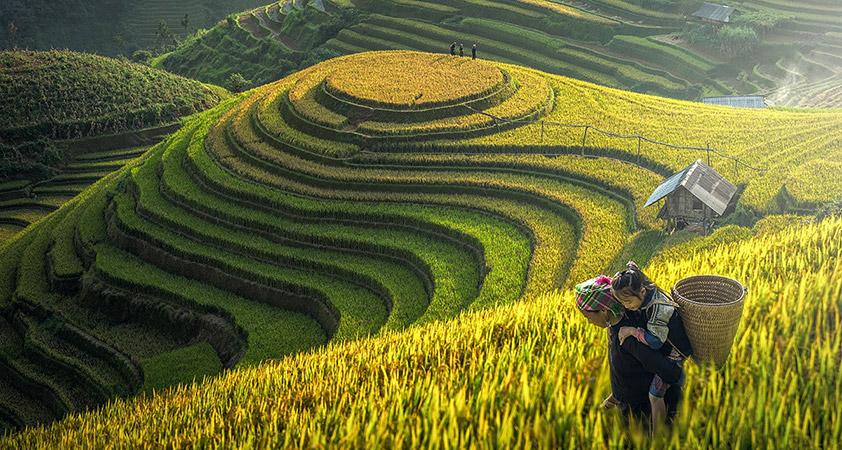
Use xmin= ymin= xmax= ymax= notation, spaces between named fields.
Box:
xmin=157 ymin=0 xmax=842 ymax=107
xmin=4 ymin=208 xmax=841 ymax=448
xmin=1 ymin=51 xmax=841 ymax=440
xmin=161 ymin=0 xmax=725 ymax=98
xmin=0 ymin=50 xmax=223 ymax=243
xmin=0 ymin=51 xmax=657 ymax=431
xmin=0 ymin=146 xmax=151 ymax=245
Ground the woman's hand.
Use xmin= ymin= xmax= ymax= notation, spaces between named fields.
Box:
xmin=618 ymin=326 xmax=638 ymax=345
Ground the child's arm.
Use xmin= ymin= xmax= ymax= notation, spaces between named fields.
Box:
xmin=621 ymin=304 xmax=675 ymax=350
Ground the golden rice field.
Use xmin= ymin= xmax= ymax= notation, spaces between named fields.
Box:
xmin=455 ymin=68 xmax=842 ymax=213
xmin=1 ymin=50 xmax=840 ymax=448
xmin=2 ymin=217 xmax=839 ymax=449
xmin=323 ymin=52 xmax=505 ymax=108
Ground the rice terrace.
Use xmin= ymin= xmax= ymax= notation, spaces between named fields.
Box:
xmin=1 ymin=0 xmax=841 ymax=449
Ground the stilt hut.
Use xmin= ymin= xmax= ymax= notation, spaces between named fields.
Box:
xmin=644 ymin=159 xmax=737 ymax=234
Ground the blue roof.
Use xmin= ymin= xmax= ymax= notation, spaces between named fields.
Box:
xmin=644 ymin=163 xmax=693 ymax=208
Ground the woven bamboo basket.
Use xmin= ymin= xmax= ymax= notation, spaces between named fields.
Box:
xmin=671 ymin=275 xmax=746 ymax=369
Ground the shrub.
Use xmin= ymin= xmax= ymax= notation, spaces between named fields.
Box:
xmin=226 ymin=73 xmax=249 ymax=93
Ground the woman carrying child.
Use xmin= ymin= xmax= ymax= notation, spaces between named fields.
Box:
xmin=610 ymin=262 xmax=693 ymax=434
xmin=574 ymin=273 xmax=686 ymax=431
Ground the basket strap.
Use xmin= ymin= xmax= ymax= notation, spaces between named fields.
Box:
xmin=666 ymin=337 xmax=690 ymax=361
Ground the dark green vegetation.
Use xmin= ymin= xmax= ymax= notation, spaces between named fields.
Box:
xmin=0 ymin=51 xmax=656 ymax=432
xmin=0 ymin=50 xmax=224 ymax=243
xmin=0 ymin=0 xmax=279 ymax=56
xmin=0 ymin=51 xmax=218 ymax=146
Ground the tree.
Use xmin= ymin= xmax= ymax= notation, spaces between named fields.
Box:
xmin=113 ymin=34 xmax=127 ymax=53
xmin=155 ymin=21 xmax=179 ymax=53
xmin=718 ymin=25 xmax=759 ymax=58
xmin=226 ymin=73 xmax=249 ymax=93
xmin=733 ymin=11 xmax=789 ymax=38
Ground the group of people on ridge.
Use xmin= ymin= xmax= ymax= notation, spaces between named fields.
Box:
xmin=575 ymin=262 xmax=693 ymax=434
xmin=450 ymin=42 xmax=477 ymax=59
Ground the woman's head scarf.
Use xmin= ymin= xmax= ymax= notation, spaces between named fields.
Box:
xmin=575 ymin=275 xmax=624 ymax=318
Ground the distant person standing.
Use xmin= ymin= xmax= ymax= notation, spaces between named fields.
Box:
xmin=459 ymin=43 xmax=464 ymax=57
xmin=450 ymin=42 xmax=456 ymax=56
xmin=472 ymin=43 xmax=477 ymax=60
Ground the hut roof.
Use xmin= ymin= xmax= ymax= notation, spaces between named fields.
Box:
xmin=644 ymin=159 xmax=737 ymax=216
xmin=703 ymin=95 xmax=766 ymax=108
xmin=691 ymin=2 xmax=736 ymax=23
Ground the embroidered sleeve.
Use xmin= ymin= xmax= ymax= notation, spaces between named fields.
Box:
xmin=645 ymin=304 xmax=675 ymax=349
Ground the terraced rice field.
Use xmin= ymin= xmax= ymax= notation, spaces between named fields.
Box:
xmin=2 ymin=51 xmax=841 ymax=448
xmin=0 ymin=51 xmax=654 ymax=431
xmin=174 ymin=0 xmax=728 ymax=101
xmin=0 ymin=147 xmax=150 ymax=245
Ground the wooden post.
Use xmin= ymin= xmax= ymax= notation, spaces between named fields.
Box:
xmin=540 ymin=121 xmax=544 ymax=143
xmin=706 ymin=143 xmax=711 ymax=166
xmin=735 ymin=158 xmax=739 ymax=177
xmin=637 ymin=136 xmax=641 ymax=165
xmin=582 ymin=126 xmax=589 ymax=156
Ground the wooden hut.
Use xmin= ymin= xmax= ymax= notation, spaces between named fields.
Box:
xmin=644 ymin=159 xmax=737 ymax=234
xmin=691 ymin=2 xmax=737 ymax=25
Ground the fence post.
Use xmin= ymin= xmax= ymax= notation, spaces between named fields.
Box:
xmin=582 ymin=126 xmax=589 ymax=156
xmin=637 ymin=136 xmax=641 ymax=165
xmin=540 ymin=121 xmax=544 ymax=143
xmin=735 ymin=158 xmax=739 ymax=177
xmin=706 ymin=143 xmax=710 ymax=166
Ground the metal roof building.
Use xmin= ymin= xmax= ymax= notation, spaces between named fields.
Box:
xmin=703 ymin=95 xmax=766 ymax=108
xmin=691 ymin=2 xmax=737 ymax=23
xmin=645 ymin=160 xmax=737 ymax=232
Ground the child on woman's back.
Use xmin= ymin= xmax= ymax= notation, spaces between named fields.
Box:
xmin=611 ymin=262 xmax=692 ymax=433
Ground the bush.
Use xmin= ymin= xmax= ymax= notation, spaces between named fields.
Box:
xmin=226 ymin=73 xmax=249 ymax=93
xmin=732 ymin=11 xmax=790 ymax=38
xmin=132 ymin=49 xmax=153 ymax=63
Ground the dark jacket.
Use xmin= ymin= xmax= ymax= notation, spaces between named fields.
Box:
xmin=608 ymin=315 xmax=683 ymax=416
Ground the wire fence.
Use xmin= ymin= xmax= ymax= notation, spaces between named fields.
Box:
xmin=463 ymin=105 xmax=768 ymax=177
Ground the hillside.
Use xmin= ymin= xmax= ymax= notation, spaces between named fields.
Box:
xmin=154 ymin=0 xmax=842 ymax=107
xmin=0 ymin=50 xmax=223 ymax=244
xmin=0 ymin=0 xmax=279 ymax=56
xmin=0 ymin=51 xmax=840 ymax=442
xmin=0 ymin=50 xmax=220 ymax=146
